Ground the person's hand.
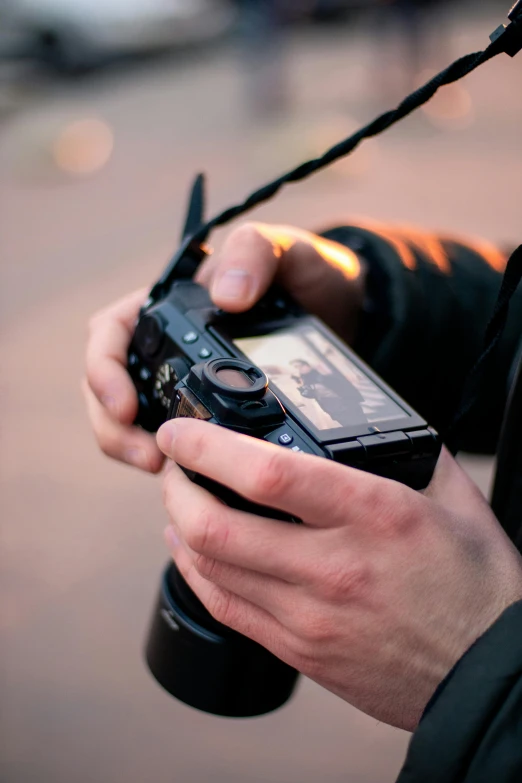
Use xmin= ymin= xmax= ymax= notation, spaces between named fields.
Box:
xmin=83 ymin=288 xmax=164 ymax=473
xmin=83 ymin=222 xmax=365 ymax=471
xmin=157 ymin=418 xmax=522 ymax=731
xmin=195 ymin=222 xmax=365 ymax=344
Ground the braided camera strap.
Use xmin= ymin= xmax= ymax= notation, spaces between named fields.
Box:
xmin=150 ymin=1 xmax=522 ymax=304
xmin=149 ymin=3 xmax=522 ymax=453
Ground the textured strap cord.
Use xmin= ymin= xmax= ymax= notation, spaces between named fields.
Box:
xmin=151 ymin=2 xmax=522 ymax=302
xmin=198 ymin=51 xmax=494 ymax=235
xmin=149 ymin=4 xmax=522 ymax=452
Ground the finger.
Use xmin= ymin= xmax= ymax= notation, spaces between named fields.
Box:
xmin=164 ymin=525 xmax=297 ymax=620
xmin=83 ymin=380 xmax=164 ymax=473
xmin=94 ymin=287 xmax=149 ymax=329
xmin=165 ymin=527 xmax=296 ymax=659
xmin=86 ymin=288 xmax=147 ymax=424
xmin=203 ymin=222 xmax=345 ymax=308
xmin=207 ymin=223 xmax=282 ymax=312
xmin=163 ymin=461 xmax=316 ymax=582
xmin=270 ymin=227 xmax=363 ymax=342
xmin=194 ymin=253 xmax=217 ymax=289
xmin=205 ymin=222 xmax=362 ymax=339
xmin=158 ymin=419 xmax=378 ymax=527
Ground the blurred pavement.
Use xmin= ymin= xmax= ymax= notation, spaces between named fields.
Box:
xmin=1 ymin=6 xmax=521 ymax=783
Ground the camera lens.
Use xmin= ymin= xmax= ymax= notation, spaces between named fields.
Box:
xmin=145 ymin=563 xmax=300 ymax=717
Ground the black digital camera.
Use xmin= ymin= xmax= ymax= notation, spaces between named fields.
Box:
xmin=129 ymin=179 xmax=441 ymax=718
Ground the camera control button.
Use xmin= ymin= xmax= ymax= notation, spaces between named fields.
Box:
xmin=407 ymin=429 xmax=436 ymax=456
xmin=140 ymin=367 xmax=152 ymax=381
xmin=291 ymin=445 xmax=302 ymax=452
xmin=198 ymin=347 xmax=212 ymax=359
xmin=358 ymin=432 xmax=411 ymax=458
xmin=182 ymin=331 xmax=199 ymax=344
xmin=327 ymin=441 xmax=366 ymax=465
xmin=279 ymin=433 xmax=294 ymax=445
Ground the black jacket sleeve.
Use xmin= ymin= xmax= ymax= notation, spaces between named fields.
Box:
xmin=321 ymin=224 xmax=522 ymax=453
xmin=395 ymin=600 xmax=522 ymax=783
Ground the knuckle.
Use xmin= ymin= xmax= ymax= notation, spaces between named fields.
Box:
xmin=99 ymin=442 xmax=123 ymax=464
xmin=231 ymin=221 xmax=263 ymax=245
xmin=247 ymin=452 xmax=291 ymax=504
xmin=98 ymin=438 xmax=114 ymax=457
xmin=193 ymin=553 xmax=221 ymax=582
xmin=317 ymin=561 xmax=371 ymax=603
xmin=356 ymin=482 xmax=385 ymax=515
xmin=95 ymin=429 xmax=120 ymax=461
xmin=288 ymin=641 xmax=328 ymax=682
xmin=206 ymin=587 xmax=237 ymax=628
xmin=185 ymin=505 xmax=229 ymax=556
xmin=99 ymin=441 xmax=114 ymax=460
xmin=294 ymin=609 xmax=336 ymax=646
xmin=366 ymin=483 xmax=419 ymax=538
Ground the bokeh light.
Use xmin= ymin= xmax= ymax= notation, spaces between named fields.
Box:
xmin=52 ymin=117 xmax=114 ymax=175
xmin=418 ymin=69 xmax=474 ymax=130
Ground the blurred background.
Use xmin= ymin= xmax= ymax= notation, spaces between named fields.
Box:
xmin=1 ymin=1 xmax=521 ymax=781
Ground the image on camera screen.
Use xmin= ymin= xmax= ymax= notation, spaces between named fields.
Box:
xmin=235 ymin=326 xmax=407 ymax=431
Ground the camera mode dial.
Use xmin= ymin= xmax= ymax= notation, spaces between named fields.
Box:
xmin=155 ymin=357 xmax=191 ymax=410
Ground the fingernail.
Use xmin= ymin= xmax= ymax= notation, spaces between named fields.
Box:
xmin=164 ymin=526 xmax=180 ymax=550
xmin=125 ymin=448 xmax=150 ymax=471
xmin=102 ymin=395 xmax=118 ymax=416
xmin=213 ymin=270 xmax=254 ymax=302
xmin=157 ymin=421 xmax=179 ymax=454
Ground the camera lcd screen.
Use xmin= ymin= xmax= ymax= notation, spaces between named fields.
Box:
xmin=235 ymin=326 xmax=407 ymax=431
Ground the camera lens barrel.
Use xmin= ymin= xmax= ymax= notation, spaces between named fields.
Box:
xmin=145 ymin=564 xmax=299 ymax=718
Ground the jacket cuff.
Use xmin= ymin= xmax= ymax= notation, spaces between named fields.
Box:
xmin=396 ymin=600 xmax=522 ymax=783
xmin=320 ymin=224 xmax=518 ymax=452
